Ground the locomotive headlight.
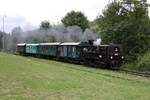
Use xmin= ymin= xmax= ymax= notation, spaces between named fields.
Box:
xmin=99 ymin=55 xmax=102 ymax=58
xmin=115 ymin=48 xmax=118 ymax=52
xmin=121 ymin=56 xmax=124 ymax=59
xmin=114 ymin=53 xmax=118 ymax=56
xmin=83 ymin=48 xmax=87 ymax=52
xmin=110 ymin=56 xmax=113 ymax=59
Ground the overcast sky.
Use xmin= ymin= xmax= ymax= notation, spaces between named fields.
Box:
xmin=0 ymin=0 xmax=150 ymax=33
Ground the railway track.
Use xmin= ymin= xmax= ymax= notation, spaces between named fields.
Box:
xmin=118 ymin=69 xmax=150 ymax=78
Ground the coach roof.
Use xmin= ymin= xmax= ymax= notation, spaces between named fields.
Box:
xmin=39 ymin=42 xmax=61 ymax=45
xmin=60 ymin=42 xmax=80 ymax=46
xmin=17 ymin=43 xmax=26 ymax=46
xmin=26 ymin=44 xmax=39 ymax=46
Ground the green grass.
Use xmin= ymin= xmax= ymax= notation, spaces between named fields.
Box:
xmin=0 ymin=52 xmax=150 ymax=100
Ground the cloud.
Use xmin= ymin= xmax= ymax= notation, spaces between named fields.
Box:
xmin=0 ymin=16 xmax=37 ymax=33
xmin=0 ymin=0 xmax=109 ymax=23
xmin=0 ymin=0 xmax=149 ymax=33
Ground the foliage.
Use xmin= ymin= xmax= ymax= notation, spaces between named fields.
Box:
xmin=61 ymin=11 xmax=89 ymax=31
xmin=137 ymin=51 xmax=150 ymax=71
xmin=9 ymin=27 xmax=24 ymax=52
xmin=121 ymin=62 xmax=138 ymax=71
xmin=122 ymin=51 xmax=150 ymax=71
xmin=0 ymin=31 xmax=4 ymax=51
xmin=0 ymin=31 xmax=12 ymax=51
xmin=94 ymin=0 xmax=150 ymax=62
xmin=40 ymin=20 xmax=51 ymax=29
xmin=0 ymin=52 xmax=150 ymax=100
xmin=89 ymin=21 xmax=99 ymax=33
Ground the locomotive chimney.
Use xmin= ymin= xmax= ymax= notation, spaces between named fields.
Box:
xmin=88 ymin=40 xmax=94 ymax=45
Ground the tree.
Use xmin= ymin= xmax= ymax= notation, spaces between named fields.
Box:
xmin=61 ymin=11 xmax=89 ymax=31
xmin=11 ymin=27 xmax=23 ymax=35
xmin=10 ymin=27 xmax=23 ymax=52
xmin=40 ymin=20 xmax=51 ymax=29
xmin=0 ymin=31 xmax=4 ymax=51
xmin=94 ymin=0 xmax=150 ymax=62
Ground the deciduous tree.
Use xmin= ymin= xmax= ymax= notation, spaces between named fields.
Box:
xmin=94 ymin=0 xmax=150 ymax=61
xmin=40 ymin=21 xmax=51 ymax=29
xmin=61 ymin=11 xmax=89 ymax=31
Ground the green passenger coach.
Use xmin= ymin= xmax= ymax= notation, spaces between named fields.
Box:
xmin=59 ymin=42 xmax=80 ymax=59
xmin=17 ymin=43 xmax=26 ymax=54
xmin=38 ymin=43 xmax=60 ymax=57
xmin=26 ymin=44 xmax=39 ymax=54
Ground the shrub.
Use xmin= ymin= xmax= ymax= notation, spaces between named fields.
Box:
xmin=137 ymin=51 xmax=150 ymax=71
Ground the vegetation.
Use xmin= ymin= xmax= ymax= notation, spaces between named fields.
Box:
xmin=61 ymin=11 xmax=89 ymax=31
xmin=93 ymin=0 xmax=150 ymax=62
xmin=0 ymin=52 xmax=150 ymax=100
xmin=10 ymin=27 xmax=24 ymax=52
xmin=40 ymin=20 xmax=51 ymax=29
xmin=137 ymin=51 xmax=150 ymax=71
xmin=120 ymin=51 xmax=150 ymax=72
xmin=0 ymin=31 xmax=4 ymax=51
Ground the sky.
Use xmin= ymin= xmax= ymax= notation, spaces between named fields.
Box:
xmin=0 ymin=0 xmax=109 ymax=32
xmin=0 ymin=0 xmax=149 ymax=33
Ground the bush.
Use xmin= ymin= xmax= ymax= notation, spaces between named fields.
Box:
xmin=137 ymin=51 xmax=150 ymax=71
xmin=121 ymin=51 xmax=150 ymax=72
xmin=121 ymin=63 xmax=136 ymax=70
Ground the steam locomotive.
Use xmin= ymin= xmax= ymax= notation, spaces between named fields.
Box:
xmin=17 ymin=39 xmax=124 ymax=69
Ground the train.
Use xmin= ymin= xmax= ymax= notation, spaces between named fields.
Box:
xmin=16 ymin=39 xmax=124 ymax=69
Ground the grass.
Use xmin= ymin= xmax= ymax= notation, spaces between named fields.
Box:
xmin=0 ymin=52 xmax=150 ymax=100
